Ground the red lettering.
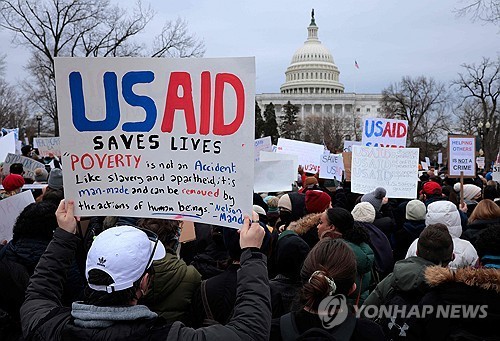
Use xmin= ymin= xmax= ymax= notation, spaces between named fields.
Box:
xmin=396 ymin=122 xmax=407 ymax=138
xmin=162 ymin=72 xmax=196 ymax=134
xmin=70 ymin=154 xmax=79 ymax=171
xmin=199 ymin=71 xmax=211 ymax=135
xmin=95 ymin=154 xmax=107 ymax=168
xmin=115 ymin=153 xmax=124 ymax=167
xmin=213 ymin=73 xmax=245 ymax=136
xmin=382 ymin=122 xmax=394 ymax=137
xmin=81 ymin=153 xmax=95 ymax=170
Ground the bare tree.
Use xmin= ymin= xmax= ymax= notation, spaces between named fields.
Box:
xmin=455 ymin=0 xmax=500 ymax=25
xmin=381 ymin=76 xmax=450 ymax=156
xmin=453 ymin=57 xmax=500 ymax=166
xmin=0 ymin=0 xmax=205 ymax=135
xmin=302 ymin=114 xmax=348 ymax=152
xmin=0 ymin=55 xmax=29 ymax=132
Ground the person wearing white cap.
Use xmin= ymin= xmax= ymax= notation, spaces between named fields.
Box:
xmin=21 ymin=200 xmax=270 ymax=340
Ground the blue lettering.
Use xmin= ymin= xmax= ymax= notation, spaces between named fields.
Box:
xmin=364 ymin=120 xmax=374 ymax=137
xmin=121 ymin=71 xmax=157 ymax=132
xmin=375 ymin=120 xmax=384 ymax=137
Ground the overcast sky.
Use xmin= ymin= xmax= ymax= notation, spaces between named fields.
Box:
xmin=1 ymin=0 xmax=498 ymax=94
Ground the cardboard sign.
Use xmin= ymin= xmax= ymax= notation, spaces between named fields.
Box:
xmin=276 ymin=138 xmax=324 ymax=173
xmin=342 ymin=152 xmax=352 ymax=181
xmin=2 ymin=153 xmax=46 ymax=179
xmin=351 ymin=145 xmax=419 ymax=199
xmin=34 ymin=137 xmax=61 ymax=157
xmin=343 ymin=141 xmax=362 ymax=153
xmin=259 ymin=151 xmax=297 ymax=184
xmin=254 ymin=136 xmax=272 ymax=162
xmin=254 ymin=160 xmax=294 ymax=193
xmin=54 ymin=57 xmax=255 ymax=229
xmin=179 ymin=221 xmax=196 ymax=243
xmin=319 ymin=153 xmax=344 ymax=180
xmin=447 ymin=135 xmax=476 ymax=178
xmin=362 ymin=118 xmax=408 ymax=148
xmin=0 ymin=191 xmax=35 ymax=242
xmin=0 ymin=132 xmax=16 ymax=163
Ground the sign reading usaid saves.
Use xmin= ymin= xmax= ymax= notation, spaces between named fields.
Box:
xmin=362 ymin=118 xmax=408 ymax=148
xmin=55 ymin=57 xmax=255 ymax=229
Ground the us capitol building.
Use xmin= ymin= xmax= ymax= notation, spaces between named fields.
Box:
xmin=256 ymin=10 xmax=383 ymax=137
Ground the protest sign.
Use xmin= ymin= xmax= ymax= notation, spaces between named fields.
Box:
xmin=254 ymin=160 xmax=294 ymax=193
xmin=259 ymin=151 xmax=297 ymax=184
xmin=361 ymin=118 xmax=408 ymax=148
xmin=438 ymin=152 xmax=443 ymax=165
xmin=476 ymin=157 xmax=485 ymax=169
xmin=179 ymin=221 xmax=196 ymax=243
xmin=493 ymin=164 xmax=500 ymax=182
xmin=425 ymin=157 xmax=431 ymax=166
xmin=2 ymin=153 xmax=46 ymax=179
xmin=0 ymin=132 xmax=16 ymax=163
xmin=421 ymin=161 xmax=429 ymax=170
xmin=276 ymin=138 xmax=324 ymax=173
xmin=342 ymin=152 xmax=352 ymax=181
xmin=34 ymin=137 xmax=61 ymax=157
xmin=447 ymin=135 xmax=476 ymax=178
xmin=343 ymin=140 xmax=362 ymax=152
xmin=0 ymin=191 xmax=35 ymax=242
xmin=55 ymin=57 xmax=255 ymax=229
xmin=254 ymin=136 xmax=272 ymax=162
xmin=351 ymin=145 xmax=419 ymax=199
xmin=319 ymin=153 xmax=344 ymax=180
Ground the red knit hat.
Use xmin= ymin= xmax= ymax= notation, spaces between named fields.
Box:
xmin=2 ymin=174 xmax=25 ymax=192
xmin=305 ymin=190 xmax=331 ymax=213
xmin=421 ymin=181 xmax=442 ymax=195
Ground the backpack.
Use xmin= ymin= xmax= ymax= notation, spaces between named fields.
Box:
xmin=280 ymin=312 xmax=356 ymax=340
xmin=375 ymin=288 xmax=423 ymax=340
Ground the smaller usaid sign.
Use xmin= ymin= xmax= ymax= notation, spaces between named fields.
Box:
xmin=362 ymin=118 xmax=408 ymax=148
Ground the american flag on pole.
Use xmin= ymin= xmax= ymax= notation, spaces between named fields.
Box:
xmin=355 ymin=60 xmax=359 ymax=69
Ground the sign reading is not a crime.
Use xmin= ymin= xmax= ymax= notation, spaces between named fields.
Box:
xmin=54 ymin=57 xmax=255 ymax=229
xmin=447 ymin=135 xmax=476 ymax=178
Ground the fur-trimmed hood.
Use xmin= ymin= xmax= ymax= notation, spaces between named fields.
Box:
xmin=425 ymin=266 xmax=500 ymax=294
xmin=288 ymin=212 xmax=321 ymax=236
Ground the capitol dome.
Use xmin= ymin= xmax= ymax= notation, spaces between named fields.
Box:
xmin=280 ymin=10 xmax=344 ymax=95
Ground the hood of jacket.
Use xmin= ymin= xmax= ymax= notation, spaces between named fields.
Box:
xmin=391 ymin=256 xmax=436 ymax=292
xmin=425 ymin=266 xmax=500 ymax=294
xmin=425 ymin=201 xmax=462 ymax=238
xmin=148 ymin=252 xmax=189 ymax=300
xmin=2 ymin=238 xmax=49 ymax=274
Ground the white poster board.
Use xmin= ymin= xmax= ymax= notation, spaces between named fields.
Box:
xmin=276 ymin=138 xmax=324 ymax=173
xmin=447 ymin=135 xmax=476 ymax=178
xmin=438 ymin=152 xmax=443 ymax=165
xmin=0 ymin=132 xmax=16 ymax=163
xmin=476 ymin=157 xmax=485 ymax=169
xmin=259 ymin=151 xmax=298 ymax=184
xmin=55 ymin=57 xmax=255 ymax=229
xmin=2 ymin=153 xmax=46 ymax=179
xmin=254 ymin=136 xmax=272 ymax=162
xmin=421 ymin=161 xmax=429 ymax=170
xmin=492 ymin=164 xmax=500 ymax=182
xmin=254 ymin=160 xmax=294 ymax=193
xmin=34 ymin=137 xmax=61 ymax=157
xmin=351 ymin=145 xmax=419 ymax=199
xmin=425 ymin=157 xmax=431 ymax=166
xmin=319 ymin=153 xmax=344 ymax=180
xmin=0 ymin=191 xmax=35 ymax=242
xmin=343 ymin=140 xmax=362 ymax=152
xmin=362 ymin=117 xmax=408 ymax=148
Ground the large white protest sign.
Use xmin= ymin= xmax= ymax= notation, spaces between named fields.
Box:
xmin=0 ymin=191 xmax=35 ymax=242
xmin=259 ymin=151 xmax=297 ymax=184
xmin=55 ymin=57 xmax=255 ymax=229
xmin=2 ymin=153 xmax=46 ymax=179
xmin=447 ymin=135 xmax=476 ymax=178
xmin=0 ymin=132 xmax=16 ymax=163
xmin=492 ymin=164 xmax=500 ymax=182
xmin=34 ymin=137 xmax=61 ymax=157
xmin=362 ymin=118 xmax=408 ymax=148
xmin=343 ymin=140 xmax=362 ymax=152
xmin=254 ymin=136 xmax=272 ymax=162
xmin=276 ymin=138 xmax=324 ymax=173
xmin=351 ymin=145 xmax=419 ymax=199
xmin=319 ymin=153 xmax=344 ymax=180
xmin=254 ymin=160 xmax=294 ymax=193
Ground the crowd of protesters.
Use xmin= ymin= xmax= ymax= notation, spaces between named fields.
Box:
xmin=0 ymin=147 xmax=499 ymax=340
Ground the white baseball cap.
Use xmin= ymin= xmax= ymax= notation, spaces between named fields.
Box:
xmin=85 ymin=225 xmax=166 ymax=293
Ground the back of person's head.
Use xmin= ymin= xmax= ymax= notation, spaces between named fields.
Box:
xmin=21 ymin=145 xmax=32 ymax=156
xmin=351 ymin=202 xmax=375 ymax=223
xmin=305 ymin=190 xmax=331 ymax=214
xmin=442 ymin=185 xmax=459 ymax=206
xmin=483 ymin=185 xmax=499 ymax=201
xmin=325 ymin=207 xmax=369 ymax=245
xmin=468 ymin=199 xmax=500 ymax=224
xmin=421 ymin=181 xmax=442 ymax=198
xmin=300 ymin=239 xmax=356 ymax=311
xmin=417 ymin=223 xmax=453 ymax=265
xmin=253 ymin=205 xmax=268 ymax=225
xmin=136 ymin=218 xmax=181 ymax=251
xmin=275 ymin=231 xmax=310 ymax=280
xmin=9 ymin=163 xmax=24 ymax=175
xmin=475 ymin=224 xmax=500 ymax=268
xmin=425 ymin=201 xmax=462 ymax=237
xmin=12 ymin=202 xmax=57 ymax=242
xmin=406 ymin=199 xmax=426 ymax=221
xmin=2 ymin=173 xmax=25 ymax=192
xmin=34 ymin=167 xmax=48 ymax=183
xmin=85 ymin=226 xmax=165 ymax=306
xmin=41 ymin=186 xmax=64 ymax=205
xmin=47 ymin=168 xmax=64 ymax=190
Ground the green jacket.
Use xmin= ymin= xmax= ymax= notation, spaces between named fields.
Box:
xmin=345 ymin=241 xmax=374 ymax=305
xmin=362 ymin=256 xmax=433 ymax=308
xmin=142 ymin=250 xmax=201 ymax=323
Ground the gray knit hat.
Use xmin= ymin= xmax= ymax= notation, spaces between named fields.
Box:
xmin=361 ymin=187 xmax=386 ymax=212
xmin=34 ymin=167 xmax=48 ymax=183
xmin=406 ymin=199 xmax=426 ymax=221
xmin=48 ymin=168 xmax=63 ymax=189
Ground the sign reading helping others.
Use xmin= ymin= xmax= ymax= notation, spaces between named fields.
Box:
xmin=55 ymin=57 xmax=255 ymax=229
xmin=447 ymin=135 xmax=476 ymax=178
